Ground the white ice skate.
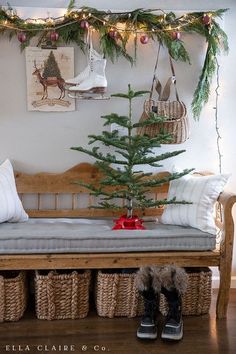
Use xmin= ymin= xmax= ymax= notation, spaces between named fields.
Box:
xmin=65 ymin=48 xmax=103 ymax=86
xmin=68 ymin=59 xmax=109 ymax=100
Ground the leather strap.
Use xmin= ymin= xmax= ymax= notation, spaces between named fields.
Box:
xmin=150 ymin=42 xmax=161 ymax=100
xmin=150 ymin=45 xmax=180 ymax=102
xmin=169 ymin=55 xmax=180 ymax=102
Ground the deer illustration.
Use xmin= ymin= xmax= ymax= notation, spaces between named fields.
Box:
xmin=32 ymin=60 xmax=65 ymax=100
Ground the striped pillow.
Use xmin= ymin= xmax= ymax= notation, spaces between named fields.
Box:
xmin=0 ymin=159 xmax=28 ymax=223
xmin=160 ymin=173 xmax=229 ymax=234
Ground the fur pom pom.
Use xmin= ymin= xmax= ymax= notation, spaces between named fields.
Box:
xmin=159 ymin=265 xmax=188 ymax=295
xmin=150 ymin=266 xmax=162 ymax=293
xmin=135 ymin=266 xmax=152 ymax=292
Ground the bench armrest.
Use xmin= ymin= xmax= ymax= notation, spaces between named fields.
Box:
xmin=218 ymin=190 xmax=236 ymax=248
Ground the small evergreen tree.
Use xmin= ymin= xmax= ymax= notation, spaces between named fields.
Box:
xmin=43 ymin=50 xmax=62 ymax=79
xmin=71 ymin=85 xmax=192 ymax=218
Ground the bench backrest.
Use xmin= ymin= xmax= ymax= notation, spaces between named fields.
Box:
xmin=15 ymin=163 xmax=170 ymax=218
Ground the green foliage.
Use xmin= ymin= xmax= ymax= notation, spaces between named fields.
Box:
xmin=71 ymin=85 xmax=193 ymax=216
xmin=0 ymin=5 xmax=229 ymax=119
xmin=191 ymin=19 xmax=229 ymax=119
xmin=67 ymin=0 xmax=75 ymax=12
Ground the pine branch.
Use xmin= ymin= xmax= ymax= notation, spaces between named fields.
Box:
xmin=71 ymin=146 xmax=127 ymax=164
xmin=133 ymin=150 xmax=186 ymax=165
xmin=67 ymin=0 xmax=75 ymax=12
xmin=137 ymin=197 xmax=191 ymax=208
xmin=136 ymin=169 xmax=194 ymax=188
xmin=92 ymin=202 xmax=123 ymax=210
xmin=100 ymin=31 xmax=133 ymax=64
xmin=88 ymin=131 xmax=129 ymax=150
xmin=101 ymin=113 xmax=131 ymax=128
xmin=191 ymin=42 xmax=216 ymax=119
xmin=111 ymin=90 xmax=149 ymax=100
xmin=133 ymin=112 xmax=167 ymax=128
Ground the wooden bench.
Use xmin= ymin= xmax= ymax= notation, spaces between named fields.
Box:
xmin=0 ymin=162 xmax=235 ymax=319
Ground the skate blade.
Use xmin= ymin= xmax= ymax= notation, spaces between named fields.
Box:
xmin=68 ymin=92 xmax=110 ymax=100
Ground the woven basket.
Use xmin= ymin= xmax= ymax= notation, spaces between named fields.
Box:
xmin=96 ymin=268 xmax=212 ymax=318
xmin=137 ymin=99 xmax=189 ymax=144
xmin=159 ymin=268 xmax=212 ymax=316
xmin=0 ymin=271 xmax=27 ymax=322
xmin=35 ymin=270 xmax=91 ymax=320
xmin=95 ymin=271 xmax=143 ymax=318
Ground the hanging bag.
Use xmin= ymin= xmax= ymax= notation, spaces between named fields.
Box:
xmin=137 ymin=45 xmax=189 ymax=144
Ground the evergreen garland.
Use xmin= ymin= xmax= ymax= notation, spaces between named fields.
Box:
xmin=0 ymin=3 xmax=228 ymax=119
xmin=71 ymin=85 xmax=193 ymax=216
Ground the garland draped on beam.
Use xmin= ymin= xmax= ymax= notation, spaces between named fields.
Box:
xmin=0 ymin=1 xmax=228 ymax=119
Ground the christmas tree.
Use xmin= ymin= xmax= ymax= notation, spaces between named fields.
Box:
xmin=71 ymin=85 xmax=192 ymax=226
xmin=43 ymin=50 xmax=62 ymax=79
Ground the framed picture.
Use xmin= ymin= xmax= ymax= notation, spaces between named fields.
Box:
xmin=25 ymin=47 xmax=75 ymax=112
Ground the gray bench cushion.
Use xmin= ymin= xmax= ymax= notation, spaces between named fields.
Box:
xmin=0 ymin=218 xmax=216 ymax=254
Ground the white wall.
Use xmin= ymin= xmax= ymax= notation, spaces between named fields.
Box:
xmin=0 ymin=0 xmax=236 ymax=278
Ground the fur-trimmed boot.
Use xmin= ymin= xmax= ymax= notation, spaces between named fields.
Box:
xmin=135 ymin=266 xmax=161 ymax=340
xmin=159 ymin=265 xmax=188 ymax=341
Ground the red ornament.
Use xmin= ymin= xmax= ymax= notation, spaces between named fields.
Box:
xmin=140 ymin=34 xmax=149 ymax=44
xmin=80 ymin=20 xmax=89 ymax=29
xmin=112 ymin=215 xmax=145 ymax=230
xmin=172 ymin=31 xmax=181 ymax=40
xmin=108 ymin=29 xmax=118 ymax=39
xmin=49 ymin=31 xmax=59 ymax=41
xmin=17 ymin=32 xmax=27 ymax=43
xmin=202 ymin=14 xmax=211 ymax=25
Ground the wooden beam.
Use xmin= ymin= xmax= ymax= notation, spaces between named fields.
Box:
xmin=0 ymin=251 xmax=220 ymax=270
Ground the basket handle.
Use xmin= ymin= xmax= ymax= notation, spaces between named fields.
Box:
xmin=0 ymin=276 xmax=5 ymax=322
xmin=108 ymin=274 xmax=119 ymax=318
xmin=47 ymin=272 xmax=56 ymax=320
xmin=169 ymin=55 xmax=180 ymax=102
xmin=149 ymin=42 xmax=161 ymax=100
xmin=71 ymin=271 xmax=79 ymax=319
xmin=149 ymin=44 xmax=180 ymax=102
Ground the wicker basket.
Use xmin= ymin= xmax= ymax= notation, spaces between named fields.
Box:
xmin=35 ymin=270 xmax=91 ymax=320
xmin=95 ymin=268 xmax=212 ymax=318
xmin=137 ymin=99 xmax=189 ymax=144
xmin=95 ymin=270 xmax=143 ymax=318
xmin=159 ymin=268 xmax=212 ymax=316
xmin=0 ymin=271 xmax=27 ymax=322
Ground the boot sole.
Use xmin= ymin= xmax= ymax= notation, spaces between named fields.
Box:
xmin=161 ymin=326 xmax=183 ymax=341
xmin=137 ymin=331 xmax=157 ymax=340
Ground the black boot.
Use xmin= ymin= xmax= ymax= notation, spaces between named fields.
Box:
xmin=137 ymin=287 xmax=158 ymax=339
xmin=161 ymin=288 xmax=183 ymax=341
xmin=135 ymin=266 xmax=161 ymax=340
xmin=158 ymin=265 xmax=188 ymax=341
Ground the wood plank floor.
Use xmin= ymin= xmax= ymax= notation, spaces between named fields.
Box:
xmin=0 ymin=289 xmax=235 ymax=354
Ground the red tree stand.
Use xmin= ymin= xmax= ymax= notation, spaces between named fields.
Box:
xmin=112 ymin=215 xmax=145 ymax=230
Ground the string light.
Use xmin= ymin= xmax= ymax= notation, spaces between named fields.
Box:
xmin=214 ymin=57 xmax=222 ymax=174
xmin=0 ymin=7 xmax=214 ymax=36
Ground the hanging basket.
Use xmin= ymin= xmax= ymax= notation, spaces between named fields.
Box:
xmin=137 ymin=47 xmax=190 ymax=144
xmin=137 ymin=98 xmax=189 ymax=144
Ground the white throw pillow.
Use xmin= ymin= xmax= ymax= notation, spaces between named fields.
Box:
xmin=160 ymin=173 xmax=229 ymax=234
xmin=0 ymin=159 xmax=28 ymax=223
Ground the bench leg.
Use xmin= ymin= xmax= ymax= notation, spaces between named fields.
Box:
xmin=216 ymin=195 xmax=236 ymax=319
xmin=216 ymin=261 xmax=231 ymax=319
